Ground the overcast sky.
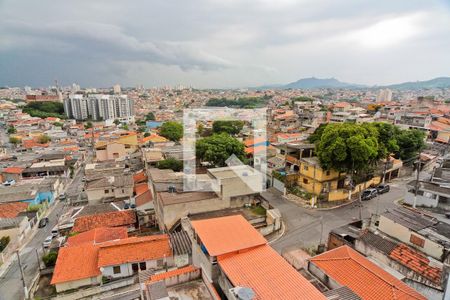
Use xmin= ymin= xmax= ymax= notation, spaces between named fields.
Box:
xmin=0 ymin=0 xmax=449 ymax=88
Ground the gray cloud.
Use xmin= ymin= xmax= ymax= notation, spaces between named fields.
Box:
xmin=0 ymin=0 xmax=449 ymax=88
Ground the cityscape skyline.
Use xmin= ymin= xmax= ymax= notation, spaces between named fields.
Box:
xmin=1 ymin=0 xmax=449 ymax=88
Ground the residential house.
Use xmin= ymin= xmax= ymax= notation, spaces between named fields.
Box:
xmin=65 ymin=227 xmax=128 ymax=247
xmin=86 ymin=175 xmax=134 ymax=205
xmin=72 ymin=210 xmax=137 ymax=233
xmin=95 ymin=133 xmax=139 ymax=161
xmin=52 ymin=235 xmax=173 ymax=293
xmin=190 ymin=215 xmax=327 ymax=299
xmin=309 ymin=245 xmax=426 ymax=300
xmin=0 ymin=202 xmax=29 ymax=219
xmin=375 ymin=207 xmax=450 ymax=264
xmin=1 ymin=167 xmax=24 ymax=182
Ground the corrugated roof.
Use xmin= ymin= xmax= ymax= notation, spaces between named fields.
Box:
xmin=191 ymin=215 xmax=267 ymax=256
xmin=310 ymin=246 xmax=426 ymax=300
xmin=66 ymin=227 xmax=128 ymax=247
xmin=381 ymin=207 xmax=436 ymax=232
xmin=169 ymin=230 xmax=192 ymax=256
xmin=218 ymin=245 xmax=326 ymax=300
xmin=51 ymin=244 xmax=101 ymax=284
xmin=97 ymin=235 xmax=172 ymax=267
xmin=72 ymin=210 xmax=136 ymax=233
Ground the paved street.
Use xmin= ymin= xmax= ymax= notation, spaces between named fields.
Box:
xmin=264 ymin=179 xmax=408 ymax=253
xmin=0 ymin=161 xmax=87 ymax=300
xmin=0 ymin=201 xmax=65 ymax=300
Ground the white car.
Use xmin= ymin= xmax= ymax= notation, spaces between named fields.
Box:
xmin=43 ymin=236 xmax=53 ymax=248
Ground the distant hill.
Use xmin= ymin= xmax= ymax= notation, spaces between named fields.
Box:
xmin=383 ymin=77 xmax=450 ymax=90
xmin=283 ymin=77 xmax=364 ymax=89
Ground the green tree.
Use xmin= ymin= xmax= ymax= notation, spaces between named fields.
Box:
xmin=22 ymin=101 xmax=65 ymax=119
xmin=136 ymin=119 xmax=146 ymax=126
xmin=137 ymin=126 xmax=147 ymax=133
xmin=113 ymin=119 xmax=120 ymax=125
xmin=144 ymin=132 xmax=151 ymax=137
xmin=42 ymin=252 xmax=58 ymax=267
xmin=7 ymin=126 xmax=16 ymax=134
xmin=308 ymin=123 xmax=328 ymax=144
xmin=145 ymin=112 xmax=156 ymax=121
xmin=85 ymin=121 xmax=93 ymax=129
xmin=315 ymin=123 xmax=380 ymax=174
xmin=396 ymin=129 xmax=426 ymax=162
xmin=37 ymin=134 xmax=51 ymax=144
xmin=370 ymin=122 xmax=400 ymax=159
xmin=122 ymin=124 xmax=129 ymax=131
xmin=9 ymin=136 xmax=21 ymax=146
xmin=53 ymin=122 xmax=63 ymax=128
xmin=212 ymin=120 xmax=244 ymax=135
xmin=156 ymin=158 xmax=183 ymax=172
xmin=159 ymin=121 xmax=183 ymax=142
xmin=196 ymin=133 xmax=247 ymax=167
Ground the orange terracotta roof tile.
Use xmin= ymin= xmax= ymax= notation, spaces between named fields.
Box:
xmin=97 ymin=235 xmax=171 ymax=267
xmin=133 ymin=171 xmax=148 ymax=184
xmin=310 ymin=246 xmax=426 ymax=300
xmin=2 ymin=167 xmax=24 ymax=174
xmin=72 ymin=210 xmax=136 ymax=233
xmin=390 ymin=244 xmax=442 ymax=284
xmin=191 ymin=215 xmax=267 ymax=256
xmin=51 ymin=244 xmax=100 ymax=284
xmin=148 ymin=265 xmax=198 ymax=283
xmin=136 ymin=190 xmax=153 ymax=207
xmin=134 ymin=182 xmax=149 ymax=196
xmin=218 ymin=245 xmax=326 ymax=300
xmin=0 ymin=202 xmax=29 ymax=218
xmin=66 ymin=227 xmax=128 ymax=247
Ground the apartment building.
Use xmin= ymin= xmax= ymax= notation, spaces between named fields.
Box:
xmin=64 ymin=94 xmax=134 ymax=121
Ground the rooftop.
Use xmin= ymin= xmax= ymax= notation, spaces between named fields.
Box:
xmin=51 ymin=244 xmax=101 ymax=285
xmin=309 ymin=246 xmax=426 ymax=300
xmin=0 ymin=202 xmax=29 ymax=218
xmin=72 ymin=210 xmax=136 ymax=233
xmin=66 ymin=227 xmax=128 ymax=247
xmin=191 ymin=215 xmax=267 ymax=257
xmin=97 ymin=235 xmax=171 ymax=267
xmin=86 ymin=175 xmax=133 ymax=189
xmin=218 ymin=245 xmax=326 ymax=300
xmin=158 ymin=191 xmax=218 ymax=206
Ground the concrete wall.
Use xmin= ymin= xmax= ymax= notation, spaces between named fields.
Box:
xmin=192 ymin=241 xmax=219 ymax=282
xmin=404 ymin=192 xmax=438 ymax=208
xmin=55 ymin=276 xmax=101 ymax=293
xmin=355 ymin=239 xmax=442 ymax=291
xmin=308 ymin=261 xmax=342 ymax=290
xmin=86 ymin=186 xmax=133 ymax=204
xmin=161 ymin=196 xmax=227 ymax=230
xmin=102 ymin=259 xmax=167 ymax=279
xmin=220 ymin=176 xmax=260 ymax=201
xmin=0 ymin=218 xmax=30 ymax=242
xmin=378 ymin=216 xmax=444 ymax=261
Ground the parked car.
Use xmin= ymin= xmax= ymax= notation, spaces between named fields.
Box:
xmin=361 ymin=188 xmax=378 ymax=201
xmin=445 ymin=212 xmax=450 ymax=219
xmin=51 ymin=226 xmax=59 ymax=238
xmin=58 ymin=193 xmax=67 ymax=201
xmin=376 ymin=184 xmax=390 ymax=194
xmin=3 ymin=179 xmax=16 ymax=186
xmin=43 ymin=236 xmax=53 ymax=248
xmin=38 ymin=217 xmax=49 ymax=228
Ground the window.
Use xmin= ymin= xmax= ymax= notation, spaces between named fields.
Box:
xmin=122 ymin=189 xmax=125 ymax=193
xmin=113 ymin=266 xmax=121 ymax=274
xmin=410 ymin=234 xmax=425 ymax=248
xmin=326 ymin=170 xmax=330 ymax=176
xmin=157 ymin=259 xmax=163 ymax=267
xmin=304 ymin=165 xmax=309 ymax=171
xmin=303 ymin=178 xmax=309 ymax=184
xmin=139 ymin=262 xmax=146 ymax=270
xmin=105 ymin=189 xmax=109 ymax=194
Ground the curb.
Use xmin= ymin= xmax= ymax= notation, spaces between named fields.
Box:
xmin=282 ymin=194 xmax=358 ymax=211
xmin=268 ymin=221 xmax=286 ymax=245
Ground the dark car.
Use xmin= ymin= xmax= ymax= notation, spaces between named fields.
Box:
xmin=361 ymin=188 xmax=378 ymax=201
xmin=38 ymin=217 xmax=49 ymax=228
xmin=376 ymin=184 xmax=390 ymax=194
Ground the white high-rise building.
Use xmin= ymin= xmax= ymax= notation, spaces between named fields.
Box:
xmin=64 ymin=94 xmax=134 ymax=121
xmin=113 ymin=84 xmax=121 ymax=94
xmin=376 ymin=89 xmax=392 ymax=103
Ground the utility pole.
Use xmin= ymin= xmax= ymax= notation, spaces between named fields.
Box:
xmin=413 ymin=154 xmax=421 ymax=209
xmin=16 ymin=251 xmax=29 ymax=299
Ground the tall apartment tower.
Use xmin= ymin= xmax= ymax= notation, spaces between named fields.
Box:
xmin=64 ymin=94 xmax=134 ymax=121
xmin=376 ymin=89 xmax=392 ymax=103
